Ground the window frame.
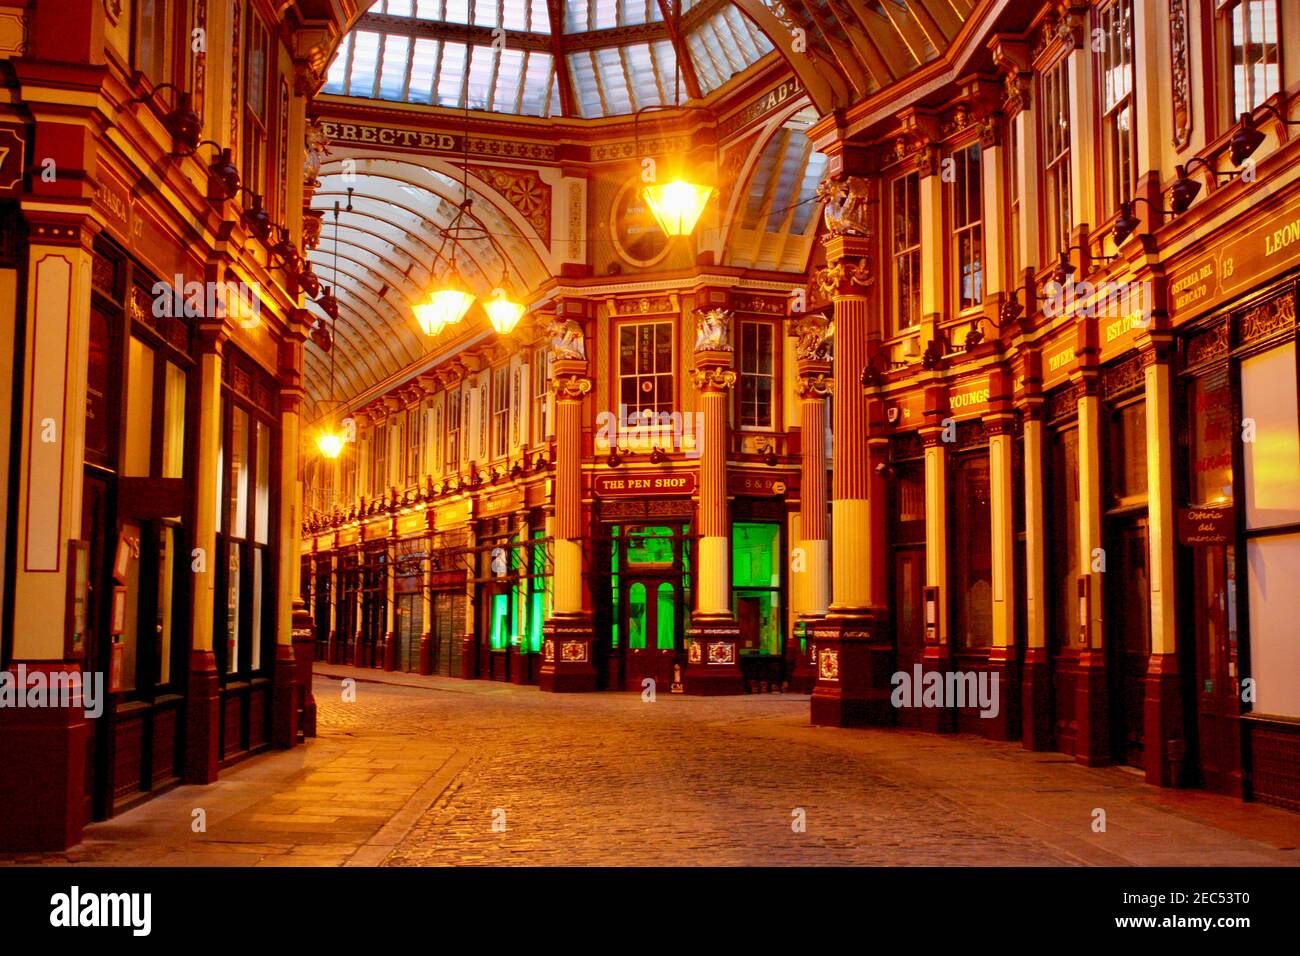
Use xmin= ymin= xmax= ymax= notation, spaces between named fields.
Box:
xmin=1038 ymin=52 xmax=1074 ymax=262
xmin=1218 ymin=0 xmax=1282 ymax=122
xmin=616 ymin=319 xmax=676 ymax=422
xmin=889 ymin=169 xmax=923 ymax=335
xmin=736 ymin=319 xmax=777 ymax=431
xmin=1095 ymin=0 xmax=1137 ymax=222
xmin=947 ymin=140 xmax=984 ymax=315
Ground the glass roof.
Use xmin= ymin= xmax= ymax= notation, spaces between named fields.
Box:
xmin=323 ymin=0 xmax=775 ymax=117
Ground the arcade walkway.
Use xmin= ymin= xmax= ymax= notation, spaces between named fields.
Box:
xmin=4 ymin=670 xmax=1298 ymax=867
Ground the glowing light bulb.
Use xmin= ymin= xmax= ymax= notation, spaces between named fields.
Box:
xmin=643 ymin=179 xmax=713 ymax=237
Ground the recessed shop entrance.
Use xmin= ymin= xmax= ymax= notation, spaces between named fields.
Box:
xmin=605 ymin=524 xmax=690 ymax=691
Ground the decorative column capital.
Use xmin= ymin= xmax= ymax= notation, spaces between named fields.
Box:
xmin=815 ymin=256 xmax=875 ymax=299
xmin=690 ymin=364 xmax=737 ymax=393
xmin=796 ymin=371 xmax=832 ymax=398
xmin=550 ymin=369 xmax=592 ymax=400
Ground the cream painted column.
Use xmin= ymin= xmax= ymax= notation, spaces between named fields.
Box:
xmin=1142 ymin=336 xmax=1184 ymax=785
xmin=1020 ymin=385 xmax=1053 ymax=750
xmin=539 ymin=322 xmax=596 ymax=693
xmin=684 ymin=322 xmax=744 ymax=696
xmin=184 ymin=323 xmax=226 ymax=782
xmin=794 ymin=333 xmax=832 ymax=621
xmin=986 ymin=369 xmax=1019 ymax=741
xmin=691 ymin=351 xmax=736 ymax=618
xmin=274 ymin=321 xmax=310 ymax=746
xmin=10 ymin=237 xmax=93 ymax=660
xmin=810 ymin=220 xmax=893 ymax=727
xmin=1074 ymin=367 xmax=1110 ymax=766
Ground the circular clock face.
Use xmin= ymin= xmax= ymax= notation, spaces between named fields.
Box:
xmin=610 ymin=178 xmax=670 ymax=268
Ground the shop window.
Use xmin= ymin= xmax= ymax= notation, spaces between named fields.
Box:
xmin=489 ymin=592 xmax=510 ymax=650
xmin=732 ymin=522 xmax=781 ymax=655
xmin=1223 ymin=0 xmax=1280 ymax=118
xmin=1241 ymin=341 xmax=1300 ymax=528
xmin=1110 ymin=399 xmax=1148 ymax=503
xmin=890 ymin=170 xmax=922 ymax=333
xmin=656 ymin=582 xmax=676 ymax=651
xmin=738 ymin=321 xmax=775 ymax=429
xmin=618 ymin=321 xmax=674 ymax=418
xmin=1048 ymin=426 xmax=1080 ymax=649
xmin=161 ymin=360 xmax=186 ymax=478
xmin=628 ymin=582 xmax=647 ymax=650
xmin=950 ymin=453 xmax=993 ymax=649
xmin=625 ymin=525 xmax=674 ymax=566
xmin=123 ymin=336 xmax=155 ymax=477
xmin=1097 ymin=0 xmax=1135 ymax=216
xmin=949 ymin=143 xmax=983 ymax=311
xmin=1039 ymin=55 xmax=1073 ymax=260
xmin=528 ymin=530 xmax=549 ymax=653
xmin=1189 ymin=367 xmax=1234 ymax=505
xmin=216 ymin=366 xmax=276 ymax=679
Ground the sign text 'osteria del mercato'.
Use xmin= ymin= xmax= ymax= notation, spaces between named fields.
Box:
xmin=1169 ymin=193 xmax=1300 ymax=320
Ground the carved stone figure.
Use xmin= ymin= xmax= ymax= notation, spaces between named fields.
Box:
xmin=815 ymin=175 xmax=872 ymax=237
xmin=793 ymin=315 xmax=833 ymax=362
xmin=693 ymin=308 xmax=733 ymax=352
xmin=548 ymin=318 xmax=586 ymax=361
xmin=303 ymin=120 xmax=331 ymax=187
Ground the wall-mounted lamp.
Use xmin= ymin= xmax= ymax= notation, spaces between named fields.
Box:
xmin=650 ymin=446 xmax=668 ymax=465
xmin=126 ymin=83 xmax=201 ymax=154
xmin=761 ymin=441 xmax=779 ymax=467
xmin=236 ymin=189 xmax=272 ymax=241
xmin=1109 ymin=196 xmax=1174 ymax=246
xmin=195 ymin=142 xmax=240 ymax=201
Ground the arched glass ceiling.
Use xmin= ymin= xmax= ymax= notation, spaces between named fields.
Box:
xmin=303 ymin=155 xmax=550 ymax=411
xmin=323 ymin=0 xmax=774 ymax=117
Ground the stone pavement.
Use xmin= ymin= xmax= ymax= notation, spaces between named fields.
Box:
xmin=3 ymin=665 xmax=1298 ymax=866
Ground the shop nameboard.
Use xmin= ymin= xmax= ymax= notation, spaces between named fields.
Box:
xmin=1177 ymin=507 xmax=1233 ymax=546
xmin=728 ymin=473 xmax=787 ymax=497
xmin=478 ymin=489 xmax=524 ymax=517
xmin=1040 ymin=339 xmax=1078 ymax=389
xmin=947 ymin=377 xmax=991 ymax=418
xmin=1168 ymin=191 xmax=1300 ymax=323
xmin=593 ymin=472 xmax=696 ymax=497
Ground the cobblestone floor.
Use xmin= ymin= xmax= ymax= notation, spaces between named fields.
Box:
xmin=4 ymin=667 xmax=1299 ymax=866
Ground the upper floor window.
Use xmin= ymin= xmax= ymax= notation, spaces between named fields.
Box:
xmin=134 ymin=0 xmax=171 ymax=86
xmin=1098 ymin=0 xmax=1135 ymax=215
xmin=619 ymin=321 xmax=674 ymax=418
xmin=1224 ymin=0 xmax=1280 ymax=117
xmin=446 ymin=388 xmax=462 ymax=472
xmin=532 ymin=345 xmax=551 ymax=444
xmin=242 ymin=14 xmax=273 ymax=213
xmin=407 ymin=404 xmax=425 ymax=484
xmin=1008 ymin=119 xmax=1022 ymax=281
xmin=949 ymin=143 xmax=983 ymax=312
xmin=1039 ymin=56 xmax=1073 ymax=259
xmin=738 ymin=321 xmax=775 ymax=429
xmin=890 ymin=171 xmax=922 ymax=333
xmin=492 ymin=366 xmax=510 ymax=458
xmin=372 ymin=422 xmax=388 ymax=494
